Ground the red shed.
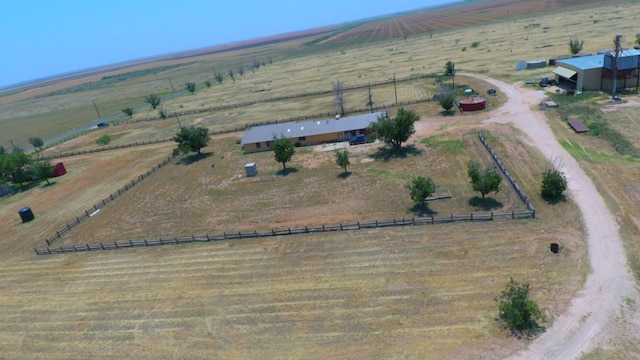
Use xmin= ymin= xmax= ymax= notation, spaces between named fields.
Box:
xmin=459 ymin=97 xmax=486 ymax=112
xmin=52 ymin=162 xmax=67 ymax=177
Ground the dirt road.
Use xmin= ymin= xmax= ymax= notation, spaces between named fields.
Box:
xmin=459 ymin=73 xmax=640 ymax=359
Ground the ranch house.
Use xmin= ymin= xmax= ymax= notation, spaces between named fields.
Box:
xmin=241 ymin=112 xmax=384 ymax=153
xmin=553 ymin=49 xmax=640 ymax=92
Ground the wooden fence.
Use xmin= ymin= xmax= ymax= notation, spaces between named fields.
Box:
xmin=34 ymin=210 xmax=534 ymax=255
xmin=117 ymin=74 xmax=434 ymax=125
xmin=43 ymin=156 xmax=175 ymax=246
xmin=41 ymin=138 xmax=172 ymax=160
xmin=477 ymin=132 xmax=536 ymax=214
xmin=39 ymin=98 xmax=429 ymax=160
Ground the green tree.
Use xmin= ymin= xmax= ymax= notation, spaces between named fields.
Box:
xmin=1 ymin=150 xmax=33 ymax=189
xmin=335 ymin=149 xmax=350 ymax=174
xmin=96 ymin=135 xmax=111 ymax=146
xmin=444 ymin=60 xmax=455 ymax=76
xmin=213 ymin=67 xmax=224 ymax=84
xmin=405 ymin=176 xmax=436 ymax=205
xmin=228 ymin=69 xmax=235 ymax=82
xmin=467 ymin=160 xmax=501 ymax=199
xmin=541 ymin=169 xmax=567 ymax=198
xmin=368 ymin=108 xmax=419 ymax=151
xmin=569 ymin=37 xmax=584 ymax=55
xmin=204 ymin=80 xmax=211 ymax=89
xmin=185 ymin=82 xmax=197 ymax=95
xmin=497 ymin=278 xmax=546 ymax=335
xmin=122 ymin=107 xmax=134 ymax=118
xmin=33 ymin=161 xmax=55 ymax=185
xmin=144 ymin=94 xmax=161 ymax=109
xmin=270 ymin=136 xmax=295 ymax=170
xmin=635 ymin=33 xmax=640 ymax=46
xmin=29 ymin=137 xmax=44 ymax=157
xmin=173 ymin=126 xmax=210 ymax=155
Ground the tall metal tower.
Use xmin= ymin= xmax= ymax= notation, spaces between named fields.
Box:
xmin=612 ymin=34 xmax=623 ymax=100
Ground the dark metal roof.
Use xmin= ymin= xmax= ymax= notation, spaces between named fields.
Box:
xmin=567 ymin=119 xmax=589 ymax=133
xmin=241 ymin=112 xmax=384 ymax=145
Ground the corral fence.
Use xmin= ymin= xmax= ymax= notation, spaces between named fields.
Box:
xmin=477 ymin=132 xmax=536 ymax=214
xmin=43 ymin=156 xmax=176 ymax=246
xmin=34 ymin=211 xmax=535 ymax=255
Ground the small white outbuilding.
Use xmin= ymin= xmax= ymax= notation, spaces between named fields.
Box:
xmin=244 ymin=163 xmax=257 ymax=177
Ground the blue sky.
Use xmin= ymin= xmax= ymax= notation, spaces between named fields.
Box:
xmin=1 ymin=0 xmax=460 ymax=88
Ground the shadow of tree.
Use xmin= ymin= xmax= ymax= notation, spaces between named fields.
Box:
xmin=468 ymin=196 xmax=503 ymax=211
xmin=440 ymin=110 xmax=456 ymax=116
xmin=337 ymin=171 xmax=352 ymax=179
xmin=542 ymin=193 xmax=567 ymax=205
xmin=178 ymin=152 xmax=213 ymax=165
xmin=410 ymin=203 xmax=437 ymax=217
xmin=370 ymin=144 xmax=423 ymax=162
xmin=276 ymin=167 xmax=298 ymax=176
xmin=41 ymin=181 xmax=58 ymax=188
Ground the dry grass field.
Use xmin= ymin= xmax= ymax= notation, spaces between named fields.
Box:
xmin=1 ymin=0 xmax=640 ymax=358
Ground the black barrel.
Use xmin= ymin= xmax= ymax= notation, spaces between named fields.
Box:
xmin=19 ymin=207 xmax=35 ymax=222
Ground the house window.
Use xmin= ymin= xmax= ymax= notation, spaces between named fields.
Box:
xmin=298 ymin=136 xmax=306 ymax=141
xmin=256 ymin=142 xmax=261 ymax=149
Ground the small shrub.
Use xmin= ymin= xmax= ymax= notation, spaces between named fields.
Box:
xmin=96 ymin=135 xmax=111 ymax=146
xmin=461 ymin=47 xmax=467 ymax=52
xmin=471 ymin=41 xmax=480 ymax=48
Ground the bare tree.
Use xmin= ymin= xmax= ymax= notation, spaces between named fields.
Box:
xmin=228 ymin=69 xmax=235 ymax=82
xmin=251 ymin=57 xmax=261 ymax=73
xmin=237 ymin=60 xmax=245 ymax=77
xmin=365 ymin=83 xmax=375 ymax=113
xmin=569 ymin=37 xmax=584 ymax=55
xmin=333 ymin=81 xmax=346 ymax=116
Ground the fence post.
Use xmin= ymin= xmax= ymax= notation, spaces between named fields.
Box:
xmin=532 ymin=209 xmax=536 ymax=219
xmin=512 ymin=211 xmax=515 ymax=219
xmin=86 ymin=244 xmax=91 ymax=251
xmin=101 ymin=243 xmax=105 ymax=250
xmin=47 ymin=247 xmax=51 ymax=254
xmin=471 ymin=213 xmax=473 ymax=221
xmin=357 ymin=222 xmax=360 ymax=229
xmin=491 ymin=212 xmax=494 ymax=220
xmin=431 ymin=215 xmax=435 ymax=224
xmin=340 ymin=224 xmax=343 ymax=231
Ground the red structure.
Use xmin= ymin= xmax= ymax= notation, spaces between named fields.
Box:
xmin=459 ymin=97 xmax=486 ymax=112
xmin=52 ymin=162 xmax=67 ymax=177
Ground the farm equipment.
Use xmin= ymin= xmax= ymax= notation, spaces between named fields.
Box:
xmin=539 ymin=76 xmax=549 ymax=87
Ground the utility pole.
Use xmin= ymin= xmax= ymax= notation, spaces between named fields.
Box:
xmin=452 ymin=63 xmax=456 ymax=91
xmin=393 ymin=73 xmax=398 ymax=105
xmin=92 ymin=100 xmax=102 ymax=119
